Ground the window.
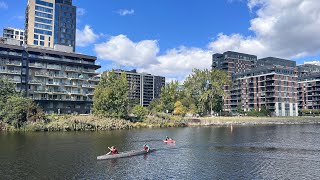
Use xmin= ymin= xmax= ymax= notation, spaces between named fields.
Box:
xmin=40 ymin=41 xmax=44 ymax=46
xmin=35 ymin=23 xmax=52 ymax=30
xmin=15 ymin=31 xmax=19 ymax=35
xmin=34 ymin=34 xmax=39 ymax=39
xmin=35 ymin=5 xmax=53 ymax=13
xmin=40 ymin=35 xmax=45 ymax=40
xmin=34 ymin=40 xmax=38 ymax=45
xmin=34 ymin=29 xmax=52 ymax=35
xmin=35 ymin=0 xmax=53 ymax=7
xmin=35 ymin=11 xmax=53 ymax=19
xmin=35 ymin=17 xmax=52 ymax=24
xmin=48 ymin=42 xmax=51 ymax=47
xmin=20 ymin=32 xmax=24 ymax=35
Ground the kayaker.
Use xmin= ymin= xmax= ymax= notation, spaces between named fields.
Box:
xmin=165 ymin=136 xmax=172 ymax=141
xmin=107 ymin=146 xmax=119 ymax=155
xmin=144 ymin=144 xmax=150 ymax=152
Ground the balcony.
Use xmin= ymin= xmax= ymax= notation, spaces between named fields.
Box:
xmin=6 ymin=61 xmax=21 ymax=66
xmin=29 ymin=63 xmax=46 ymax=68
xmin=47 ymin=65 xmax=61 ymax=70
xmin=46 ymin=82 xmax=61 ymax=86
xmin=0 ymin=69 xmax=21 ymax=75
xmin=35 ymin=71 xmax=49 ymax=77
xmin=65 ymin=67 xmax=80 ymax=72
xmin=0 ymin=51 xmax=22 ymax=57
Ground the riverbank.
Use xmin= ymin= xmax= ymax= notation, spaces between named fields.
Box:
xmin=0 ymin=113 xmax=187 ymax=132
xmin=187 ymin=116 xmax=320 ymax=126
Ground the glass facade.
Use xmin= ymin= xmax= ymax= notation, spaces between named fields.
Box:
xmin=54 ymin=1 xmax=76 ymax=51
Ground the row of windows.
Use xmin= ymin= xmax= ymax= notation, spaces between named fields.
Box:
xmin=34 ymin=40 xmax=45 ymax=46
xmin=34 ymin=34 xmax=45 ymax=40
xmin=35 ymin=23 xmax=52 ymax=30
xmin=35 ymin=11 xmax=53 ymax=19
xmin=34 ymin=29 xmax=52 ymax=36
xmin=35 ymin=5 xmax=53 ymax=13
xmin=36 ymin=0 xmax=53 ymax=8
xmin=35 ymin=17 xmax=52 ymax=24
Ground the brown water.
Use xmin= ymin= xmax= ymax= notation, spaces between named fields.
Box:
xmin=1 ymin=125 xmax=320 ymax=179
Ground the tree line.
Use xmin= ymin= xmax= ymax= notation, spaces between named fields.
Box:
xmin=93 ymin=69 xmax=231 ymax=120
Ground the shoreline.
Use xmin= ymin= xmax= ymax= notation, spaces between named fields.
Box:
xmin=187 ymin=117 xmax=320 ymax=126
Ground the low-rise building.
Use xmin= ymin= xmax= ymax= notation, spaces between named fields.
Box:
xmin=3 ymin=27 xmax=25 ymax=45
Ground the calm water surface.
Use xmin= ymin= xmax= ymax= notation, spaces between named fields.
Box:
xmin=1 ymin=125 xmax=320 ymax=179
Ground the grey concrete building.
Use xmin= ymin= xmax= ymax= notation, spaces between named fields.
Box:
xmin=0 ymin=42 xmax=100 ymax=114
xmin=113 ymin=69 xmax=165 ymax=107
xmin=3 ymin=27 xmax=25 ymax=46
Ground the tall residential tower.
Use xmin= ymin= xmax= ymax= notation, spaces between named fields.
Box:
xmin=25 ymin=0 xmax=76 ymax=51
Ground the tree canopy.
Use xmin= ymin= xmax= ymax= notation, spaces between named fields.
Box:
xmin=93 ymin=70 xmax=129 ymax=118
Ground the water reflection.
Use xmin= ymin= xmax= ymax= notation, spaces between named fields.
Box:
xmin=1 ymin=125 xmax=320 ymax=179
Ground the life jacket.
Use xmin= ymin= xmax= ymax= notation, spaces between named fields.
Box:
xmin=112 ymin=148 xmax=119 ymax=154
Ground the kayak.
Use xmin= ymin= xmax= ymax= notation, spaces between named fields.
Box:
xmin=163 ymin=139 xmax=175 ymax=143
xmin=97 ymin=149 xmax=155 ymax=160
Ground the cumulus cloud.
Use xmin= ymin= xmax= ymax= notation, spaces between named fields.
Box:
xmin=94 ymin=35 xmax=211 ymax=81
xmin=95 ymin=0 xmax=320 ymax=81
xmin=211 ymin=0 xmax=320 ymax=59
xmin=95 ymin=35 xmax=159 ymax=67
xmin=77 ymin=8 xmax=86 ymax=16
xmin=117 ymin=9 xmax=135 ymax=16
xmin=0 ymin=1 xmax=8 ymax=9
xmin=76 ymin=25 xmax=99 ymax=47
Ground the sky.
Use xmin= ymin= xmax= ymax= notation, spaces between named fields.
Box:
xmin=1 ymin=0 xmax=320 ymax=82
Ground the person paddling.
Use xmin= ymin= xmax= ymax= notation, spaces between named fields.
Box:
xmin=165 ymin=136 xmax=172 ymax=141
xmin=107 ymin=146 xmax=119 ymax=155
xmin=144 ymin=144 xmax=150 ymax=152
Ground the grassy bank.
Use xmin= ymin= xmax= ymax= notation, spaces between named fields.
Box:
xmin=0 ymin=113 xmax=187 ymax=132
xmin=187 ymin=116 xmax=320 ymax=126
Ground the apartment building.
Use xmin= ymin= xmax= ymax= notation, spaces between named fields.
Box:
xmin=113 ymin=69 xmax=165 ymax=107
xmin=212 ymin=51 xmax=257 ymax=112
xmin=231 ymin=66 xmax=298 ymax=116
xmin=0 ymin=42 xmax=100 ymax=114
xmin=2 ymin=28 xmax=25 ymax=45
xmin=25 ymin=0 xmax=76 ymax=51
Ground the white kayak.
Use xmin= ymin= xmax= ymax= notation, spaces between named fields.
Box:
xmin=97 ymin=149 xmax=155 ymax=160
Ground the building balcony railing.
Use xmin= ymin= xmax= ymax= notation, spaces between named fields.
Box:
xmin=65 ymin=67 xmax=80 ymax=72
xmin=0 ymin=51 xmax=22 ymax=57
xmin=35 ymin=71 xmax=49 ymax=77
xmin=6 ymin=61 xmax=22 ymax=66
xmin=0 ymin=69 xmax=21 ymax=74
xmin=29 ymin=63 xmax=46 ymax=68
xmin=47 ymin=65 xmax=62 ymax=70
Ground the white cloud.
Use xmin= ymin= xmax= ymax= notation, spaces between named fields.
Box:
xmin=76 ymin=25 xmax=99 ymax=47
xmin=95 ymin=0 xmax=320 ymax=81
xmin=211 ymin=0 xmax=320 ymax=59
xmin=0 ymin=1 xmax=8 ymax=9
xmin=117 ymin=9 xmax=135 ymax=16
xmin=94 ymin=35 xmax=159 ymax=67
xmin=77 ymin=8 xmax=86 ymax=16
xmin=94 ymin=35 xmax=211 ymax=81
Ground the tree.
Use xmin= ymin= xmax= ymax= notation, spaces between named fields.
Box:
xmin=132 ymin=105 xmax=148 ymax=121
xmin=173 ymin=101 xmax=186 ymax=116
xmin=183 ymin=69 xmax=231 ymax=116
xmin=2 ymin=96 xmax=45 ymax=128
xmin=148 ymin=98 xmax=163 ymax=114
xmin=159 ymin=81 xmax=179 ymax=113
xmin=93 ymin=70 xmax=129 ymax=118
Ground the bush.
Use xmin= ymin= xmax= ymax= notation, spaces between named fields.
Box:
xmin=132 ymin=105 xmax=148 ymax=121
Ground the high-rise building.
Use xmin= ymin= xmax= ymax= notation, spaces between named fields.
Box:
xmin=0 ymin=42 xmax=101 ymax=114
xmin=112 ymin=69 xmax=165 ymax=107
xmin=2 ymin=27 xmax=25 ymax=45
xmin=25 ymin=0 xmax=76 ymax=51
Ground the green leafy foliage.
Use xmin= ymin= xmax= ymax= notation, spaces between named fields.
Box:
xmin=93 ymin=70 xmax=129 ymax=118
xmin=132 ymin=105 xmax=148 ymax=121
xmin=173 ymin=101 xmax=186 ymax=116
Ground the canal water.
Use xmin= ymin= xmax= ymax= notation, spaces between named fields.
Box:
xmin=1 ymin=125 xmax=320 ymax=179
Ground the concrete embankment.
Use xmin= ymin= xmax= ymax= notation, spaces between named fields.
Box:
xmin=187 ymin=117 xmax=320 ymax=126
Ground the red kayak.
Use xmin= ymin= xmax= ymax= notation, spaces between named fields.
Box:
xmin=163 ymin=139 xmax=175 ymax=143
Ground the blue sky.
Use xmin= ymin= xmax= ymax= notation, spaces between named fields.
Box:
xmin=1 ymin=0 xmax=320 ymax=81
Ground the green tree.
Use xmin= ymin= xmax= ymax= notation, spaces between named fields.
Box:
xmin=184 ymin=69 xmax=230 ymax=116
xmin=93 ymin=70 xmax=129 ymax=118
xmin=132 ymin=105 xmax=148 ymax=121
xmin=148 ymin=98 xmax=163 ymax=114
xmin=2 ymin=96 xmax=45 ymax=128
xmin=173 ymin=101 xmax=186 ymax=116
xmin=159 ymin=81 xmax=179 ymax=113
